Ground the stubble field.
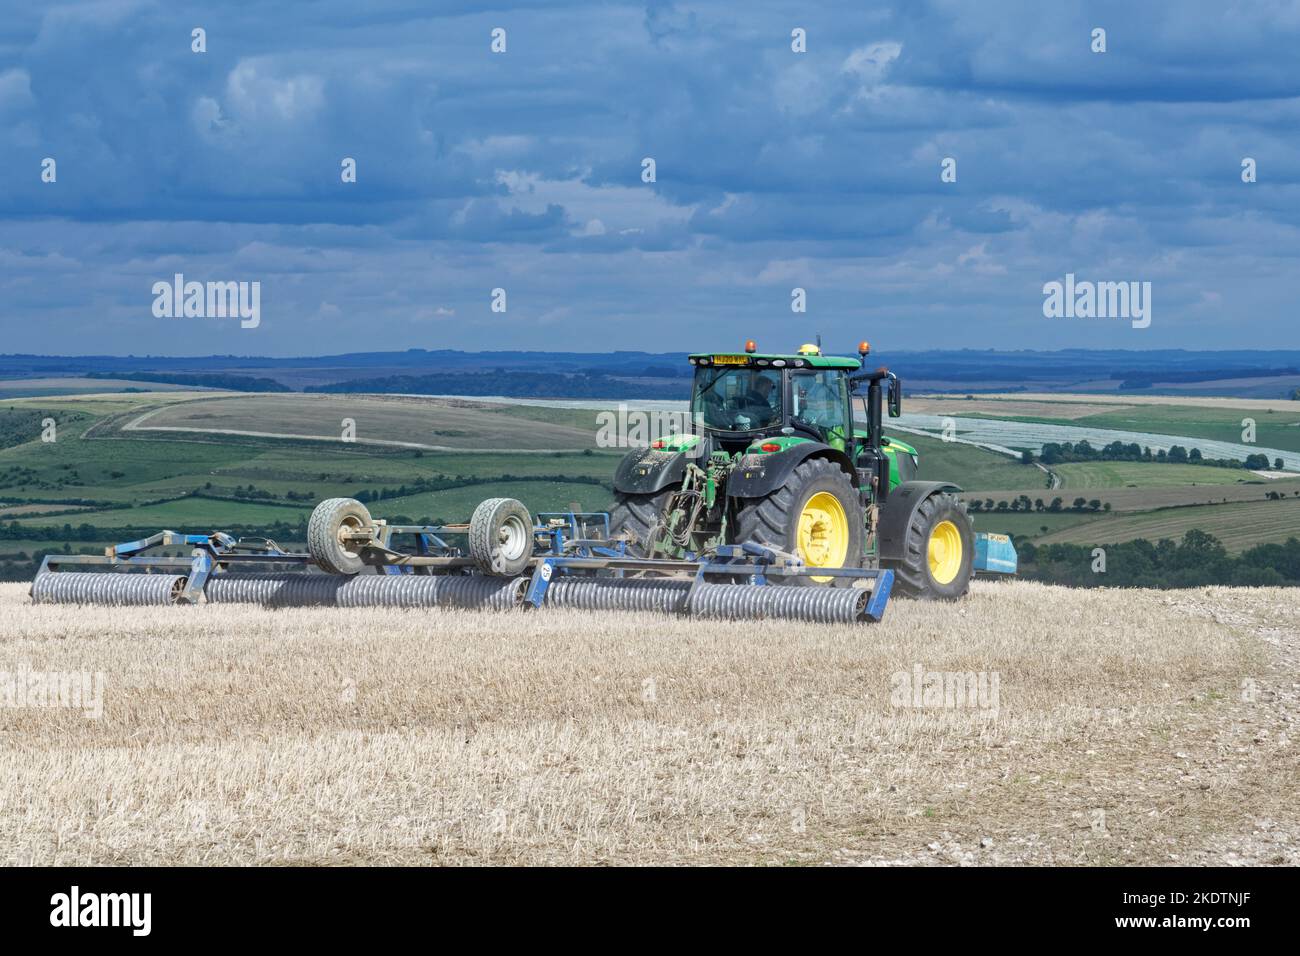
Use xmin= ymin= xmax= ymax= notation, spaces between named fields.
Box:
xmin=0 ymin=581 xmax=1295 ymax=866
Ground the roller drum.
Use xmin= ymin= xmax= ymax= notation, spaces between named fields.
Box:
xmin=205 ymin=574 xmax=345 ymax=607
xmin=690 ymin=583 xmax=870 ymax=624
xmin=30 ymin=571 xmax=185 ymax=606
xmin=204 ymin=573 xmax=527 ymax=610
xmin=335 ymin=573 xmax=527 ymax=610
xmin=544 ymin=577 xmax=691 ymax=614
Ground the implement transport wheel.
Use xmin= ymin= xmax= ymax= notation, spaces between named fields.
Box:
xmin=608 ymin=489 xmax=674 ymax=557
xmin=886 ymin=491 xmax=974 ymax=600
xmin=469 ymin=497 xmax=534 ymax=576
xmin=308 ymin=497 xmax=374 ymax=575
xmin=734 ymin=457 xmax=863 ymax=586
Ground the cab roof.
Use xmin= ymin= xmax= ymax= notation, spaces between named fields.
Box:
xmin=687 ymin=352 xmax=862 ymax=370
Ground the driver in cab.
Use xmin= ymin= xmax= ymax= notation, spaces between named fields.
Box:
xmin=737 ymin=373 xmax=780 ymax=428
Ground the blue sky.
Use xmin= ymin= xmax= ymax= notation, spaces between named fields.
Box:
xmin=1 ymin=0 xmax=1298 ymax=356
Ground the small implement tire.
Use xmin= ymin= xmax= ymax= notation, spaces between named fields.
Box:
xmin=469 ymin=497 xmax=534 ymax=576
xmin=308 ymin=497 xmax=374 ymax=575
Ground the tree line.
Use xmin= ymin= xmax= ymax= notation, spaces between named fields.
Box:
xmin=1017 ymin=531 xmax=1300 ymax=588
xmin=1031 ymin=439 xmax=1281 ymax=471
xmin=85 ymin=371 xmax=292 ymax=392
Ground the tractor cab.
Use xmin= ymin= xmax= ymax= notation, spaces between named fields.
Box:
xmin=687 ymin=343 xmax=861 ymax=454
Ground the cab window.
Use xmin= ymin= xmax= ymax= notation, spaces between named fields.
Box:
xmin=791 ymin=370 xmax=848 ymax=446
xmin=691 ymin=366 xmax=783 ymax=432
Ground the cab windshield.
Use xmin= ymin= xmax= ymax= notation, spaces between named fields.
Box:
xmin=691 ymin=366 xmax=783 ymax=432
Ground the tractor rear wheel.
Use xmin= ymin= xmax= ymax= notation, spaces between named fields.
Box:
xmin=885 ymin=492 xmax=974 ymax=600
xmin=733 ymin=457 xmax=863 ymax=586
xmin=608 ymin=489 xmax=673 ymax=557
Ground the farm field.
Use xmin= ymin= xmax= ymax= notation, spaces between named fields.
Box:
xmin=0 ymin=378 xmax=201 ymax=400
xmin=370 ymin=480 xmax=612 ymax=523
xmin=19 ymin=497 xmax=309 ymax=531
xmin=1034 ymin=497 xmax=1300 ymax=553
xmin=901 ymin=432 xmax=1042 ymax=490
xmin=914 ymin=393 xmax=1300 ymax=455
xmin=964 ymin=477 xmax=1300 ymax=518
xmin=1072 ymin=406 xmax=1300 ymax=456
xmin=120 ymin=394 xmax=602 ymax=451
xmin=964 ymin=510 xmax=1099 ymax=540
xmin=1 ymin=581 xmax=1294 ymax=866
xmin=926 ymin=392 xmax=1300 ymax=413
xmin=1050 ymin=461 xmax=1265 ymax=489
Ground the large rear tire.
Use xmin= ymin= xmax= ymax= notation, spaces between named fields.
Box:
xmin=308 ymin=497 xmax=373 ymax=575
xmin=884 ymin=491 xmax=974 ymax=600
xmin=733 ymin=457 xmax=863 ymax=587
xmin=608 ymin=489 xmax=673 ymax=557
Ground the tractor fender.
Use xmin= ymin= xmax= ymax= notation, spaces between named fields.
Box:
xmin=877 ymin=480 xmax=963 ymax=562
xmin=727 ymin=444 xmax=857 ymax=499
xmin=612 ymin=446 xmax=690 ymax=495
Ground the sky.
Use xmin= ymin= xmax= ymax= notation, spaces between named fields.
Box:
xmin=1 ymin=0 xmax=1298 ymax=356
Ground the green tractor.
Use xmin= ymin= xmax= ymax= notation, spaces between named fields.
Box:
xmin=610 ymin=341 xmax=981 ymax=599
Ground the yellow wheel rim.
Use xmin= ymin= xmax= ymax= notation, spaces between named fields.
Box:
xmin=928 ymin=519 xmax=963 ymax=585
xmin=797 ymin=491 xmax=849 ymax=581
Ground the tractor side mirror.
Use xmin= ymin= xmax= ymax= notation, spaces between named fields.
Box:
xmin=887 ymin=377 xmax=902 ymax=418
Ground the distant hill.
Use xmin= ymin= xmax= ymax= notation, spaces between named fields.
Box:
xmin=4 ymin=348 xmax=1300 ymax=399
xmin=306 ymin=370 xmax=689 ymax=400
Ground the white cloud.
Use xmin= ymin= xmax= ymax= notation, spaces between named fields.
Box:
xmin=841 ymin=41 xmax=902 ymax=86
xmin=494 ymin=170 xmax=693 ymax=233
xmin=224 ymin=61 xmax=325 ymax=124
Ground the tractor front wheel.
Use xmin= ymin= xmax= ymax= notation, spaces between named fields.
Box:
xmin=885 ymin=492 xmax=974 ymax=599
xmin=733 ymin=457 xmax=863 ymax=586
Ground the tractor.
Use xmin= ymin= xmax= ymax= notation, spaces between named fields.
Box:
xmin=609 ymin=341 xmax=978 ymax=599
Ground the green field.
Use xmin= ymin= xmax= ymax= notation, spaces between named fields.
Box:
xmin=1073 ymin=405 xmax=1300 ymax=454
xmin=370 ymin=480 xmax=612 ymax=523
xmin=901 ymin=432 xmax=1044 ymax=490
xmin=37 ymin=497 xmax=310 ymax=530
xmin=965 ymin=510 xmax=1099 ymax=540
xmin=1050 ymin=461 xmax=1259 ymax=489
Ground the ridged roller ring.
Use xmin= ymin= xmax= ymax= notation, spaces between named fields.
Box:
xmin=30 ymin=571 xmax=186 ymax=606
xmin=544 ymin=577 xmax=692 ymax=614
xmin=204 ymin=573 xmax=528 ymax=610
xmin=690 ymin=583 xmax=870 ymax=624
xmin=205 ymin=574 xmax=347 ymax=607
xmin=335 ymin=574 xmax=527 ymax=609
